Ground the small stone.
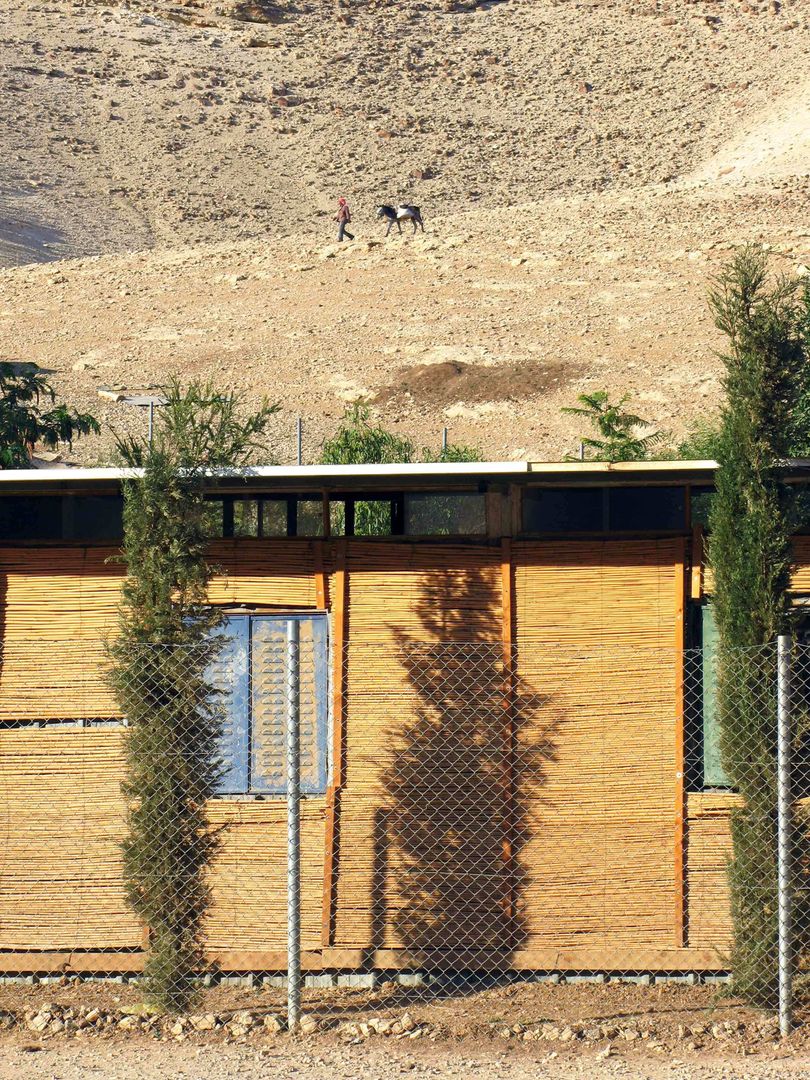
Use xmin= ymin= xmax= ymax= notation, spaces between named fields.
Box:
xmin=85 ymin=1009 xmax=100 ymax=1024
xmin=299 ymin=1016 xmax=319 ymax=1035
xmin=48 ymin=1019 xmax=65 ymax=1034
xmin=232 ymin=1011 xmax=255 ymax=1028
xmin=170 ymin=1021 xmax=185 ymax=1036
xmin=228 ymin=1023 xmax=248 ymax=1037
xmin=400 ymin=1014 xmax=416 ymax=1033
xmin=117 ymin=1015 xmax=139 ymax=1030
xmin=28 ymin=1014 xmax=51 ymax=1033
xmin=189 ymin=1014 xmax=217 ymax=1032
xmin=263 ymin=1014 xmax=285 ymax=1033
xmin=558 ymin=1026 xmax=575 ymax=1042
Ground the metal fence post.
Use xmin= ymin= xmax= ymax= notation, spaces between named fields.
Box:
xmin=777 ymin=633 xmax=793 ymax=1037
xmin=286 ymin=619 xmax=302 ymax=1031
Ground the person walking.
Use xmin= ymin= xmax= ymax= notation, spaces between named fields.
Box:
xmin=335 ymin=196 xmax=354 ymax=242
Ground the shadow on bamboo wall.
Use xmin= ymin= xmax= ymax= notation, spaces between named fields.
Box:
xmin=371 ymin=565 xmax=559 ymax=965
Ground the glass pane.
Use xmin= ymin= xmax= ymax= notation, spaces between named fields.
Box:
xmin=233 ymin=499 xmax=259 ymax=538
xmin=404 ymin=493 xmax=486 ymax=536
xmin=355 ymin=500 xmax=392 ymax=537
xmin=261 ymin=500 xmax=288 ymax=537
xmin=690 ymin=486 xmax=714 ymax=529
xmin=522 ymin=488 xmax=603 ymax=533
xmin=201 ymin=500 xmax=223 ymax=538
xmin=297 ymin=499 xmax=324 ymax=537
xmin=609 ymin=486 xmax=686 ymax=531
xmin=329 ymin=500 xmax=347 ymax=537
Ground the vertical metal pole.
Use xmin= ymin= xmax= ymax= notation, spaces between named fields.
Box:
xmin=148 ymin=401 xmax=154 ymax=447
xmin=286 ymin=619 xmax=302 ymax=1031
xmin=777 ymin=634 xmax=793 ymax=1038
xmin=578 ymin=441 xmax=585 ymax=461
xmin=441 ymin=427 xmax=448 ymax=453
xmin=296 ymin=417 xmax=303 ymax=466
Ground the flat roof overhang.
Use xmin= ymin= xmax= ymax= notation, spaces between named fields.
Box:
xmin=2 ymin=459 xmax=810 ymax=497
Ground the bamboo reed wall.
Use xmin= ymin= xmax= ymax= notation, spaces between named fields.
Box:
xmin=513 ymin=540 xmax=684 ymax=950
xmin=332 ymin=543 xmax=504 ymax=950
xmin=0 ymin=543 xmax=324 ymax=958
xmin=0 ymin=729 xmax=140 ymax=950
xmin=701 ymin=535 xmax=810 ymax=596
xmin=205 ymin=800 xmax=326 ymax=953
xmin=0 ymin=533 xmax=773 ymax=965
xmin=684 ymin=793 xmax=738 ymax=953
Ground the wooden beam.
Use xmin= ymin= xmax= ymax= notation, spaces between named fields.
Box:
xmin=314 ymin=540 xmax=328 ymax=611
xmin=486 ymin=491 xmax=503 ymax=540
xmin=674 ymin=538 xmax=687 ymax=948
xmin=321 ymin=541 xmax=348 ymax=947
xmin=0 ymin=952 xmax=146 ymax=974
xmin=0 ymin=944 xmax=727 ymax=975
xmin=370 ymin=946 xmax=727 ymax=973
xmin=501 ymin=538 xmax=515 ymax=922
xmin=690 ymin=527 xmax=704 ymax=600
xmin=208 ymin=950 xmax=326 ymax=972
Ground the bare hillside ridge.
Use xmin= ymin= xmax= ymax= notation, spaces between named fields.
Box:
xmin=1 ymin=0 xmax=808 ymax=261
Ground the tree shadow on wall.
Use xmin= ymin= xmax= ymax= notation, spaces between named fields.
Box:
xmin=370 ymin=563 xmax=562 ymax=996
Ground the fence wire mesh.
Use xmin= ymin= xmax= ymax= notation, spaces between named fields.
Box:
xmin=0 ymin=634 xmax=805 ymax=1038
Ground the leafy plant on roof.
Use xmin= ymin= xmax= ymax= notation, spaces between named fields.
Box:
xmin=320 ymin=404 xmax=481 ymax=534
xmin=109 ymin=378 xmax=277 ymax=1013
xmin=562 ymin=390 xmax=665 ymax=462
xmin=0 ymin=361 xmax=99 ymax=468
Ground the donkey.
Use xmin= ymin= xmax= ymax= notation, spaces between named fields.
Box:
xmin=376 ymin=204 xmax=425 ymax=237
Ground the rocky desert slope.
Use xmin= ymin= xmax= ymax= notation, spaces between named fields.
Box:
xmin=0 ymin=0 xmax=808 ymax=462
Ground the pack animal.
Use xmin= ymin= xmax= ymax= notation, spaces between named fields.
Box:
xmin=376 ymin=204 xmax=425 ymax=236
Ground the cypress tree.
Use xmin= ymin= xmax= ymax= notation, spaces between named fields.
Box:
xmin=708 ymin=248 xmax=805 ymax=1006
xmin=110 ymin=380 xmax=276 ymax=1012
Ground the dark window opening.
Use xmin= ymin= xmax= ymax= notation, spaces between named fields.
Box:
xmin=0 ymin=495 xmax=124 ymax=542
xmin=522 ymin=486 xmax=687 ymax=534
xmin=608 ymin=486 xmax=686 ymax=531
xmin=523 ymin=488 xmax=604 ymax=533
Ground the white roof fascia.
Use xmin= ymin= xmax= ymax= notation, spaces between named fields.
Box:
xmin=0 ymin=462 xmax=530 ymax=483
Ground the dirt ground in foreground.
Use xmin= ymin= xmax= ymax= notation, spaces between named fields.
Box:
xmin=3 ymin=981 xmax=810 ymax=1074
xmin=0 ymin=1032 xmax=810 ymax=1080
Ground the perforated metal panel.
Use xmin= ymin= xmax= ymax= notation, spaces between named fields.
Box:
xmin=251 ymin=615 xmax=328 ymax=795
xmin=209 ymin=614 xmax=327 ymax=797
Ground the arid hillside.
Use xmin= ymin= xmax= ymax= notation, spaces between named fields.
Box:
xmin=0 ymin=0 xmax=808 ymax=461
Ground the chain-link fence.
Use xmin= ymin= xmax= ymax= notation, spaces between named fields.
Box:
xmin=0 ymin=633 xmax=805 ymax=1035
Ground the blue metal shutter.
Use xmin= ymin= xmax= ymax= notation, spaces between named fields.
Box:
xmin=250 ymin=615 xmax=328 ymax=795
xmin=208 ymin=616 xmax=251 ymax=795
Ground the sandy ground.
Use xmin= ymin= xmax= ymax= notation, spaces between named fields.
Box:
xmin=1 ymin=1035 xmax=810 ymax=1080
xmin=1 ymin=180 xmax=807 ymax=463
xmin=0 ymin=0 xmax=809 ymax=461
